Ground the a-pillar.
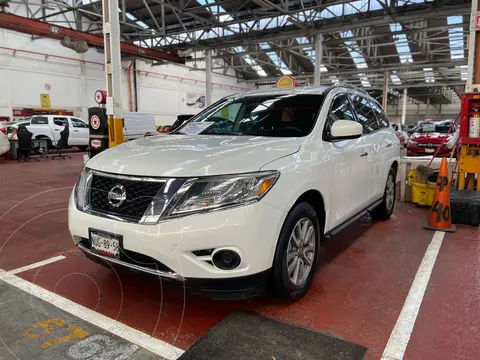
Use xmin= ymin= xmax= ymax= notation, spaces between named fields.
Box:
xmin=382 ymin=72 xmax=388 ymax=113
xmin=206 ymin=50 xmax=212 ymax=107
xmin=314 ymin=34 xmax=323 ymax=86
xmin=401 ymin=88 xmax=408 ymax=125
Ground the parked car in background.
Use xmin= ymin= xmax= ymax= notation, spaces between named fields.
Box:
xmin=69 ymin=85 xmax=400 ymax=302
xmin=0 ymin=130 xmax=10 ymax=156
xmin=407 ymin=120 xmax=455 ymax=157
xmin=27 ymin=115 xmax=89 ymax=151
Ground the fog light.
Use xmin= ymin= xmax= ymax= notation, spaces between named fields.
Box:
xmin=212 ymin=250 xmax=241 ymax=270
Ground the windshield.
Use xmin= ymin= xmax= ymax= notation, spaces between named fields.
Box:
xmin=176 ymin=94 xmax=324 ymax=137
xmin=416 ymin=122 xmax=452 ymax=134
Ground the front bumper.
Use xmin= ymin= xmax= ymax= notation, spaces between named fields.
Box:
xmin=68 ymin=190 xmax=286 ymax=297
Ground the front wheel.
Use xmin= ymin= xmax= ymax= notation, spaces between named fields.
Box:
xmin=77 ymin=146 xmax=88 ymax=151
xmin=269 ymin=202 xmax=320 ymax=302
xmin=370 ymin=167 xmax=396 ymax=220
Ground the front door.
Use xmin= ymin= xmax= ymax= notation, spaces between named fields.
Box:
xmin=52 ymin=117 xmax=69 ymax=145
xmin=323 ymin=93 xmax=370 ymax=230
xmin=70 ymin=118 xmax=89 ymax=146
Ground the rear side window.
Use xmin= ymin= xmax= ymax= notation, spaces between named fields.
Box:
xmin=323 ymin=94 xmax=356 ymax=139
xmin=31 ymin=116 xmax=48 ymax=125
xmin=349 ymin=95 xmax=379 ymax=134
xmin=370 ymin=101 xmax=390 ymax=128
xmin=53 ymin=117 xmax=68 ymax=126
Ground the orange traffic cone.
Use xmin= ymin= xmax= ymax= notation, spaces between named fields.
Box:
xmin=424 ymin=158 xmax=456 ymax=232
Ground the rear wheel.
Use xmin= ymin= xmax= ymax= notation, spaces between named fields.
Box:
xmin=371 ymin=167 xmax=396 ymax=220
xmin=269 ymin=202 xmax=320 ymax=302
xmin=77 ymin=146 xmax=88 ymax=151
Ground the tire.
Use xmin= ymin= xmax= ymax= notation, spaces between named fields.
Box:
xmin=370 ymin=167 xmax=397 ymax=221
xmin=77 ymin=146 xmax=88 ymax=151
xmin=269 ymin=202 xmax=321 ymax=302
xmin=36 ymin=136 xmax=52 ymax=149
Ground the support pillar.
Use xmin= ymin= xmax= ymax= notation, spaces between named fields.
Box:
xmin=425 ymin=98 xmax=430 ymax=119
xmin=102 ymin=0 xmax=124 ymax=148
xmin=401 ymin=88 xmax=408 ymax=125
xmin=314 ymin=34 xmax=323 ymax=86
xmin=468 ymin=0 xmax=479 ymax=85
xmin=382 ymin=72 xmax=388 ymax=112
xmin=206 ymin=50 xmax=212 ymax=107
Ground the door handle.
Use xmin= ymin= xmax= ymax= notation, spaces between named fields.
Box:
xmin=360 ymin=151 xmax=368 ymax=157
xmin=74 ymin=130 xmax=79 ymax=132
xmin=386 ymin=143 xmax=393 ymax=148
xmin=54 ymin=129 xmax=60 ymax=131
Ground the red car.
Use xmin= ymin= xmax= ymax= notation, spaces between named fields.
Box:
xmin=407 ymin=120 xmax=454 ymax=157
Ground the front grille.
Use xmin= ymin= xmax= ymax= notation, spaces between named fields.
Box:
xmin=88 ymin=173 xmax=164 ymax=222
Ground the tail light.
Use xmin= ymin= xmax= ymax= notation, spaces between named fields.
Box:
xmin=0 ymin=128 xmax=6 ymax=135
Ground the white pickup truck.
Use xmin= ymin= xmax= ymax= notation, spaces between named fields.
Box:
xmin=27 ymin=115 xmax=89 ymax=151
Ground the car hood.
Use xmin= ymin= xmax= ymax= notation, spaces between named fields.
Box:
xmin=411 ymin=132 xmax=451 ymax=143
xmin=86 ymin=134 xmax=301 ymax=177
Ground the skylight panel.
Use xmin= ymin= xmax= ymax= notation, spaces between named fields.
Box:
xmin=447 ymin=16 xmax=465 ymax=59
xmin=126 ymin=13 xmax=137 ymax=21
xmin=329 ymin=76 xmax=339 ymax=84
xmin=340 ymin=31 xmax=368 ymax=69
xmin=423 ymin=68 xmax=435 ymax=83
xmin=296 ymin=37 xmax=328 ymax=72
xmin=458 ymin=65 xmax=468 ymax=80
xmin=359 ymin=74 xmax=371 ymax=87
xmin=136 ymin=21 xmax=149 ymax=29
xmin=259 ymin=43 xmax=292 ymax=75
xmin=389 ymin=23 xmax=413 ymax=64
xmin=234 ymin=46 xmax=267 ymax=77
xmin=390 ymin=74 xmax=402 ymax=85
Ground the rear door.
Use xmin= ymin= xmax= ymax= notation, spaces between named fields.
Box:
xmin=323 ymin=93 xmax=370 ymax=229
xmin=70 ymin=118 xmax=89 ymax=146
xmin=52 ymin=117 xmax=69 ymax=144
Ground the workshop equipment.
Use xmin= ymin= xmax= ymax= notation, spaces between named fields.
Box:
xmin=408 ymin=167 xmax=437 ymax=206
xmin=450 ymin=189 xmax=480 ymax=226
xmin=424 ymin=158 xmax=456 ymax=232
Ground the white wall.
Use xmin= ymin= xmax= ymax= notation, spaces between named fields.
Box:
xmin=0 ymin=2 xmax=254 ymax=125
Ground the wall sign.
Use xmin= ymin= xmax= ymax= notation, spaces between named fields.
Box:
xmin=40 ymin=94 xmax=51 ymax=109
xmin=276 ymin=75 xmax=299 ymax=89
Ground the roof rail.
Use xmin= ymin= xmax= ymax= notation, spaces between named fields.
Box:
xmin=329 ymin=82 xmax=369 ymax=95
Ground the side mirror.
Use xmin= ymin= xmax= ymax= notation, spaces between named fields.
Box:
xmin=330 ymin=120 xmax=363 ymax=140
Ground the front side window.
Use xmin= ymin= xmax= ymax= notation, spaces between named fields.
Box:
xmin=370 ymin=101 xmax=390 ymax=128
xmin=176 ymin=94 xmax=324 ymax=137
xmin=71 ymin=118 xmax=88 ymax=128
xmin=323 ymin=94 xmax=356 ymax=139
xmin=350 ymin=95 xmax=379 ymax=134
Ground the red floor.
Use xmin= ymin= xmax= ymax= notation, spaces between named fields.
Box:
xmin=1 ymin=155 xmax=479 ymax=359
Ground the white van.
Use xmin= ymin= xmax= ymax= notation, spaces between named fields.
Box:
xmin=122 ymin=112 xmax=157 ymax=140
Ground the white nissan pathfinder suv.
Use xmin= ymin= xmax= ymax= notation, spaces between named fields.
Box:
xmin=69 ymin=85 xmax=400 ymax=301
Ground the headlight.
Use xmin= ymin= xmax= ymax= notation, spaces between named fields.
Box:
xmin=74 ymin=167 xmax=91 ymax=210
xmin=166 ymin=171 xmax=279 ymax=217
xmin=408 ymin=140 xmax=417 ymax=146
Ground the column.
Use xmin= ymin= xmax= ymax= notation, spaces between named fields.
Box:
xmin=102 ymin=0 xmax=124 ymax=147
xmin=206 ymin=50 xmax=212 ymax=107
xmin=314 ymin=34 xmax=323 ymax=86
xmin=401 ymin=88 xmax=407 ymax=125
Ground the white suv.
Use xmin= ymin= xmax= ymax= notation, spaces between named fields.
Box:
xmin=69 ymin=85 xmax=400 ymax=301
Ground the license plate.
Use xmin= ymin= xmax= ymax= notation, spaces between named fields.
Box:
xmin=90 ymin=231 xmax=120 ymax=259
xmin=425 ymin=148 xmax=435 ymax=153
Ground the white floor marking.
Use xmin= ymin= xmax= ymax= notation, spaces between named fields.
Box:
xmin=0 ymin=269 xmax=185 ymax=360
xmin=381 ymin=230 xmax=445 ymax=360
xmin=8 ymin=255 xmax=67 ymax=275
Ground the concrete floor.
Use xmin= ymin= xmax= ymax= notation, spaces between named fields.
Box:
xmin=0 ymin=154 xmax=479 ymax=359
